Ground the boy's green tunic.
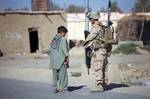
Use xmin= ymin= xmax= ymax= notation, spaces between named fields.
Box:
xmin=49 ymin=34 xmax=69 ymax=89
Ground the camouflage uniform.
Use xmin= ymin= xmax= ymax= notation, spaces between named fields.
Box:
xmin=85 ymin=11 xmax=108 ymax=92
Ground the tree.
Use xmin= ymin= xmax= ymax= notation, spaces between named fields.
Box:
xmin=23 ymin=7 xmax=29 ymax=11
xmin=132 ymin=0 xmax=150 ymax=12
xmin=21 ymin=7 xmax=29 ymax=11
xmin=100 ymin=7 xmax=107 ymax=12
xmin=66 ymin=4 xmax=85 ymax=13
xmin=100 ymin=1 xmax=122 ymax=13
xmin=111 ymin=1 xmax=122 ymax=12
xmin=4 ymin=7 xmax=29 ymax=11
xmin=48 ymin=0 xmax=61 ymax=11
xmin=4 ymin=8 xmax=12 ymax=11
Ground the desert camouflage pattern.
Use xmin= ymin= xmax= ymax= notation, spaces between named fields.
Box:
xmin=85 ymin=21 xmax=109 ymax=92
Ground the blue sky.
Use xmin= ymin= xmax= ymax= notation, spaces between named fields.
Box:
xmin=0 ymin=0 xmax=136 ymax=12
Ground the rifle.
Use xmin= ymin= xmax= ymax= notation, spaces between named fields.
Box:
xmin=108 ymin=0 xmax=112 ymax=27
xmin=84 ymin=30 xmax=91 ymax=75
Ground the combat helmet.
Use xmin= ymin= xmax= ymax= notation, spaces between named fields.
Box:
xmin=87 ymin=11 xmax=100 ymax=19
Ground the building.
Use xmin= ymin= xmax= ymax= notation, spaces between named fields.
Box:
xmin=116 ymin=13 xmax=150 ymax=43
xmin=0 ymin=11 xmax=66 ymax=54
xmin=32 ymin=0 xmax=49 ymax=11
xmin=0 ymin=11 xmax=149 ymax=54
xmin=67 ymin=12 xmax=131 ymax=40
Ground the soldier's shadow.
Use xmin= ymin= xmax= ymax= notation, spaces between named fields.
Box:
xmin=68 ymin=86 xmax=85 ymax=92
xmin=105 ymin=83 xmax=129 ymax=91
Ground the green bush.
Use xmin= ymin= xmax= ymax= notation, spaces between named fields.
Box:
xmin=113 ymin=43 xmax=139 ymax=54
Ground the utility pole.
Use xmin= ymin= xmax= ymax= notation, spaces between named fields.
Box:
xmin=84 ymin=0 xmax=90 ymax=75
xmin=139 ymin=8 xmax=145 ymax=41
xmin=85 ymin=0 xmax=89 ymax=31
xmin=63 ymin=0 xmax=66 ymax=12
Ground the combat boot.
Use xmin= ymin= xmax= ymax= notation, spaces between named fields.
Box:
xmin=90 ymin=85 xmax=104 ymax=92
xmin=97 ymin=85 xmax=104 ymax=92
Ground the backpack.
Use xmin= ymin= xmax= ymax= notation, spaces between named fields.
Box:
xmin=101 ymin=25 xmax=118 ymax=45
xmin=100 ymin=25 xmax=118 ymax=53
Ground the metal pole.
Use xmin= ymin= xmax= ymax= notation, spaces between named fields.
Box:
xmin=51 ymin=0 xmax=53 ymax=11
xmin=63 ymin=0 xmax=66 ymax=12
xmin=139 ymin=20 xmax=145 ymax=41
xmin=85 ymin=0 xmax=90 ymax=75
xmin=85 ymin=0 xmax=89 ymax=31
xmin=139 ymin=8 xmax=145 ymax=41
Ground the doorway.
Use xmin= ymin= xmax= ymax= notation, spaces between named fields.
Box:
xmin=28 ymin=28 xmax=39 ymax=53
xmin=138 ymin=20 xmax=150 ymax=45
xmin=141 ymin=21 xmax=150 ymax=45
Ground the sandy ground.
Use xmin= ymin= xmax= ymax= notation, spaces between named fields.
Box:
xmin=0 ymin=47 xmax=150 ymax=99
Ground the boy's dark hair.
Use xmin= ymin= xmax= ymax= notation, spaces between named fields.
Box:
xmin=57 ymin=26 xmax=68 ymax=33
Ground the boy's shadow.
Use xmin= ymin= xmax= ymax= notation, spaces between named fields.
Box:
xmin=68 ymin=86 xmax=85 ymax=92
xmin=104 ymin=83 xmax=129 ymax=91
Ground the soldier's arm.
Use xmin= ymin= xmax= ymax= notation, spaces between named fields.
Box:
xmin=86 ymin=32 xmax=106 ymax=43
xmin=84 ymin=24 xmax=100 ymax=46
xmin=85 ymin=33 xmax=98 ymax=42
xmin=84 ymin=25 xmax=106 ymax=47
xmin=83 ymin=33 xmax=98 ymax=47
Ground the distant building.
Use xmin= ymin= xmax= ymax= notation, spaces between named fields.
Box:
xmin=67 ymin=12 xmax=131 ymax=40
xmin=32 ymin=0 xmax=49 ymax=11
xmin=0 ymin=11 xmax=66 ymax=53
xmin=0 ymin=11 xmax=149 ymax=54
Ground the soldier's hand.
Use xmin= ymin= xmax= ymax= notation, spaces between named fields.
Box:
xmin=64 ymin=57 xmax=69 ymax=65
xmin=83 ymin=41 xmax=89 ymax=47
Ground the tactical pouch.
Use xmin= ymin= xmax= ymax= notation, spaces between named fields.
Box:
xmin=92 ymin=39 xmax=103 ymax=49
xmin=103 ymin=27 xmax=118 ymax=45
xmin=104 ymin=43 xmax=112 ymax=53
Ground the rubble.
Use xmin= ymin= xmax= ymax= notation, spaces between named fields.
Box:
xmin=119 ymin=64 xmax=150 ymax=86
